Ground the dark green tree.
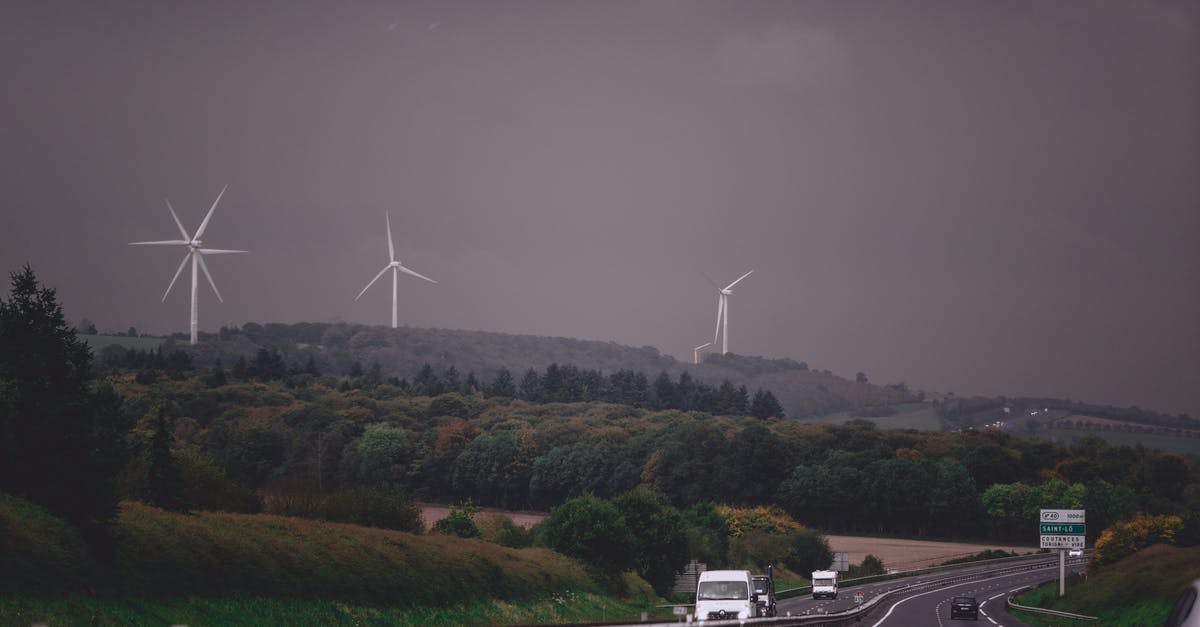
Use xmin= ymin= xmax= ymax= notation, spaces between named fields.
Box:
xmin=0 ymin=265 xmax=129 ymax=539
xmin=145 ymin=407 xmax=184 ymax=511
xmin=750 ymin=389 xmax=785 ymax=419
xmin=538 ymin=494 xmax=635 ymax=577
xmin=487 ymin=367 xmax=516 ymax=398
xmin=611 ymin=489 xmax=689 ymax=596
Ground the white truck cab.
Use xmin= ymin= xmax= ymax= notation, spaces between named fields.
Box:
xmin=811 ymin=569 xmax=839 ymax=599
xmin=695 ymin=570 xmax=757 ymax=621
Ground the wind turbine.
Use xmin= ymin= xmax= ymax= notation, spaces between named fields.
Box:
xmin=693 ymin=341 xmax=713 ymax=364
xmin=355 ymin=212 xmax=437 ymax=328
xmin=129 ymin=185 xmax=247 ymax=345
xmin=710 ymin=270 xmax=753 ymax=355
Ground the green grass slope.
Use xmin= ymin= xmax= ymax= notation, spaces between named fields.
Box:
xmin=113 ymin=501 xmax=596 ymax=605
xmin=1014 ymin=544 xmax=1200 ymax=626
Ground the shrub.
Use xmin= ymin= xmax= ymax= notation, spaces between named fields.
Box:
xmin=432 ymin=502 xmax=482 ymax=538
xmin=538 ymin=494 xmax=635 ymax=577
xmin=1094 ymin=514 xmax=1184 ymax=565
xmin=477 ymin=513 xmax=532 ymax=548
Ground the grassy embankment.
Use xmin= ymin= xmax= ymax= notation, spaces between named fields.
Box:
xmin=1011 ymin=544 xmax=1200 ymax=626
xmin=0 ymin=494 xmax=668 ymax=625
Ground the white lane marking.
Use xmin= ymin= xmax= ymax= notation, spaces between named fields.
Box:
xmin=870 ymin=581 xmax=975 ymax=627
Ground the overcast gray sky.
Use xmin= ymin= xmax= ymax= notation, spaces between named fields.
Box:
xmin=3 ymin=0 xmax=1197 ymax=416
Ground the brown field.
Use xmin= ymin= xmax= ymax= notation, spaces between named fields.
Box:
xmin=419 ymin=504 xmax=1033 ymax=572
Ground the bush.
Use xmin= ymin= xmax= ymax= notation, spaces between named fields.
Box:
xmin=261 ymin=478 xmax=421 ymax=533
xmin=1094 ymin=514 xmax=1184 ymax=565
xmin=432 ymin=502 xmax=482 ymax=538
xmin=538 ymin=494 xmax=635 ymax=577
xmin=477 ymin=512 xmax=532 ymax=548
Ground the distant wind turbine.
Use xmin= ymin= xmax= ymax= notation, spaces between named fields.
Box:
xmin=709 ymin=270 xmax=753 ymax=355
xmin=129 ymin=185 xmax=247 ymax=345
xmin=693 ymin=341 xmax=713 ymax=364
xmin=356 ymin=212 xmax=437 ymax=328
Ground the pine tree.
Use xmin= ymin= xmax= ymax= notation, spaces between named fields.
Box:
xmin=145 ymin=407 xmax=184 ymax=511
xmin=0 ymin=265 xmax=130 ymax=538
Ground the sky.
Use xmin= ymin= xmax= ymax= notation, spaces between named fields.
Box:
xmin=2 ymin=1 xmax=1198 ymax=417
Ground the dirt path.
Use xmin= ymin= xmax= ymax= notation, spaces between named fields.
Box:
xmin=419 ymin=504 xmax=1033 ymax=571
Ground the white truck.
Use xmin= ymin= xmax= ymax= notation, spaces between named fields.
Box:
xmin=811 ymin=569 xmax=839 ymax=599
xmin=695 ymin=569 xmax=757 ymax=621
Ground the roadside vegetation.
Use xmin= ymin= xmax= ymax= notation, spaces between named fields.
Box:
xmin=1013 ymin=544 xmax=1200 ymax=626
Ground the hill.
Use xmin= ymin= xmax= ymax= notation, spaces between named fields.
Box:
xmin=132 ymin=322 xmax=919 ymax=419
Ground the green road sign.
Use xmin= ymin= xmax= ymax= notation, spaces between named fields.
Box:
xmin=1040 ymin=523 xmax=1085 ymax=535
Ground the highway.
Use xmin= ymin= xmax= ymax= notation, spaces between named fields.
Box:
xmin=771 ymin=554 xmax=1089 ymax=626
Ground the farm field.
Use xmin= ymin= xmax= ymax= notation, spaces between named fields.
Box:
xmin=419 ymin=505 xmax=1033 ymax=573
xmin=794 ymin=403 xmax=942 ymax=431
xmin=1038 ymin=427 xmax=1200 ymax=457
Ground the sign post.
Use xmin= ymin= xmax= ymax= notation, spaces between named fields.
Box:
xmin=1040 ymin=509 xmax=1085 ymax=597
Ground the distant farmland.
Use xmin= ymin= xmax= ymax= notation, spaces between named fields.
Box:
xmin=1039 ymin=427 xmax=1200 ymax=457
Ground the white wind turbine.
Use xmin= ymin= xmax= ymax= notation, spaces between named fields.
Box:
xmin=710 ymin=270 xmax=753 ymax=355
xmin=129 ymin=185 xmax=247 ymax=345
xmin=693 ymin=341 xmax=713 ymax=364
xmin=355 ymin=212 xmax=437 ymax=328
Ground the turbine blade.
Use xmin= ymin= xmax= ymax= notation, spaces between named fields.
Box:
xmin=713 ymin=294 xmax=725 ymax=344
xmin=198 ymin=248 xmax=248 ymax=254
xmin=398 ymin=265 xmax=437 ymax=284
xmin=194 ymin=184 xmax=228 ymax=239
xmin=386 ymin=212 xmax=395 ymax=262
xmin=197 ymin=254 xmax=224 ymax=302
xmin=356 ymin=265 xmax=390 ymax=300
xmin=724 ymin=270 xmax=753 ymax=291
xmin=130 ymin=240 xmax=189 ymax=245
xmin=701 ymin=271 xmax=721 ymax=291
xmin=694 ymin=342 xmax=713 ymax=351
xmin=162 ymin=253 xmax=190 ymax=301
xmin=165 ymin=199 xmax=191 ymax=241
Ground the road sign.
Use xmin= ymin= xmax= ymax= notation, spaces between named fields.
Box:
xmin=1040 ymin=523 xmax=1085 ymax=535
xmin=1040 ymin=509 xmax=1085 ymax=523
xmin=1040 ymin=534 xmax=1085 ymax=549
xmin=854 ymin=592 xmax=864 ymax=605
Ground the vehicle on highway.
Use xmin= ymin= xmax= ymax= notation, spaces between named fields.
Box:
xmin=695 ymin=570 xmax=757 ymax=621
xmin=1165 ymin=578 xmax=1200 ymax=627
xmin=812 ymin=569 xmax=839 ymax=599
xmin=950 ymin=595 xmax=979 ymax=620
xmin=752 ymin=572 xmax=776 ymax=617
xmin=1068 ymin=548 xmax=1083 ymax=557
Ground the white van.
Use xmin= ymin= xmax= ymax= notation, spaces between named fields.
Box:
xmin=811 ymin=569 xmax=839 ymax=599
xmin=695 ymin=570 xmax=757 ymax=621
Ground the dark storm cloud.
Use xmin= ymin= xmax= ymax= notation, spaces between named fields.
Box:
xmin=2 ymin=0 xmax=1197 ymax=416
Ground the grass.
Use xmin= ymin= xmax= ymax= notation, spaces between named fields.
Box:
xmin=0 ymin=591 xmax=674 ymax=626
xmin=1010 ymin=544 xmax=1200 ymax=626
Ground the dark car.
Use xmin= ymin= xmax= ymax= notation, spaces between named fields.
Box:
xmin=950 ymin=596 xmax=979 ymax=620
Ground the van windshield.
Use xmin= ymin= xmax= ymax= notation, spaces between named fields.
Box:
xmin=813 ymin=578 xmax=834 ymax=586
xmin=697 ymin=581 xmax=748 ymax=600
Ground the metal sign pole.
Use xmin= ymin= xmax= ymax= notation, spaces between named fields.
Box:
xmin=1059 ymin=550 xmax=1066 ymax=597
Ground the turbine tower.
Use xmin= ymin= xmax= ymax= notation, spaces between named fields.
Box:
xmin=693 ymin=341 xmax=713 ymax=364
xmin=356 ymin=212 xmax=437 ymax=328
xmin=710 ymin=270 xmax=753 ymax=355
xmin=129 ymin=185 xmax=247 ymax=345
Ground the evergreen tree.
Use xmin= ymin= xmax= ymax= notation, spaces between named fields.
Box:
xmin=304 ymin=355 xmax=320 ymax=376
xmin=205 ymin=358 xmax=228 ymax=387
xmin=0 ymin=265 xmax=129 ymax=538
xmin=145 ymin=407 xmax=184 ymax=511
xmin=487 ymin=367 xmax=516 ymax=398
